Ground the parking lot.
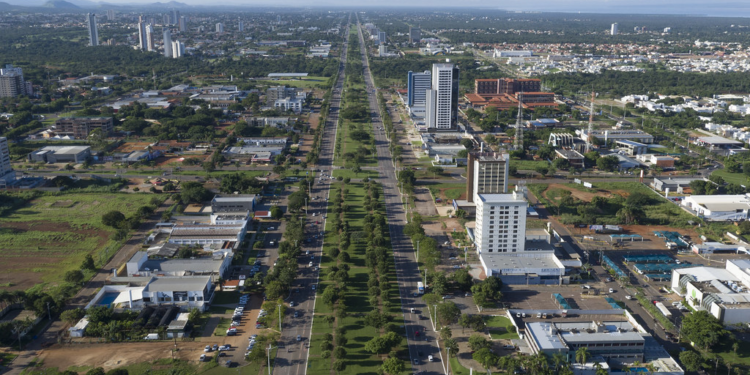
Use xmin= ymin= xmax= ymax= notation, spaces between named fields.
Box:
xmin=502 ymin=284 xmax=616 ymax=311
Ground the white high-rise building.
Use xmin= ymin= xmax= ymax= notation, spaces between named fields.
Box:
xmin=474 ymin=192 xmax=527 ymax=254
xmin=171 ymin=10 xmax=180 ymax=26
xmin=178 ymin=16 xmax=187 ymax=32
xmin=216 ymin=23 xmax=224 ymax=33
xmin=467 ymin=152 xmax=510 ymax=203
xmin=137 ymin=21 xmax=147 ymax=50
xmin=378 ymin=31 xmax=386 ymax=45
xmin=106 ymin=10 xmax=115 ymax=21
xmin=611 ymin=23 xmax=619 ymax=35
xmin=0 ymin=137 xmax=15 ymax=184
xmin=145 ymin=25 xmax=156 ymax=52
xmin=425 ymin=62 xmax=459 ymax=130
xmin=163 ymin=29 xmax=172 ymax=57
xmin=238 ymin=19 xmax=244 ymax=32
xmin=171 ymin=40 xmax=185 ymax=58
xmin=86 ymin=13 xmax=99 ymax=46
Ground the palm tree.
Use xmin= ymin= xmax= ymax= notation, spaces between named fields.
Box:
xmin=552 ymin=352 xmax=566 ymax=374
xmin=575 ymin=347 xmax=590 ymax=365
xmin=581 ymin=263 xmax=593 ymax=278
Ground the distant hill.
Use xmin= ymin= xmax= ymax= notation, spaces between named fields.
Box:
xmin=42 ymin=0 xmax=79 ymax=7
xmin=149 ymin=1 xmax=188 ymax=7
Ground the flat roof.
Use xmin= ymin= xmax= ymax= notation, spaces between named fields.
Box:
xmin=212 ymin=195 xmax=256 ymax=203
xmin=142 ymin=257 xmax=226 ymax=273
xmin=478 ymin=193 xmax=526 ymax=203
xmin=39 ymin=145 xmax=90 ymax=154
xmin=616 ymin=139 xmax=648 ymax=147
xmin=145 ymin=277 xmax=210 ymax=292
xmin=555 ymin=149 xmax=584 ymax=159
xmin=481 ymin=252 xmax=563 ymax=272
xmin=673 ymin=266 xmax=739 ymax=283
xmin=527 ymin=322 xmax=567 ymax=350
xmin=268 ymin=73 xmax=309 ymax=77
xmin=698 ymin=136 xmax=743 ymax=145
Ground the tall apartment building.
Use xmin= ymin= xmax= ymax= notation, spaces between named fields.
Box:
xmin=238 ymin=19 xmax=244 ymax=32
xmin=216 ymin=23 xmax=224 ymax=33
xmin=171 ymin=10 xmax=180 ymax=26
xmin=378 ymin=31 xmax=386 ymax=45
xmin=137 ymin=21 xmax=147 ymax=50
xmin=145 ymin=25 xmax=156 ymax=51
xmin=0 ymin=65 xmax=28 ymax=98
xmin=54 ymin=117 xmax=114 ymax=139
xmin=406 ymin=70 xmax=431 ymax=107
xmin=106 ymin=10 xmax=115 ymax=21
xmin=409 ymin=27 xmax=421 ymax=43
xmin=86 ymin=13 xmax=99 ymax=46
xmin=172 ymin=40 xmax=185 ymax=58
xmin=163 ymin=14 xmax=171 ymax=25
xmin=466 ymin=152 xmax=509 ymax=203
xmin=475 ymin=78 xmax=541 ymax=95
xmin=0 ymin=137 xmax=15 ymax=184
xmin=425 ymin=62 xmax=459 ymax=131
xmin=266 ymin=86 xmax=297 ymax=106
xmin=611 ymin=23 xmax=619 ymax=35
xmin=178 ymin=16 xmax=187 ymax=32
xmin=163 ymin=29 xmax=172 ymax=57
xmin=474 ymin=192 xmax=527 ymax=254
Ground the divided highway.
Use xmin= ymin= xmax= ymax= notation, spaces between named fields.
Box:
xmin=355 ymin=16 xmax=445 ymax=375
xmin=272 ymin=18 xmax=350 ymax=375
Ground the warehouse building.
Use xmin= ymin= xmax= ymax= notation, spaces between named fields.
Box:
xmin=28 ymin=145 xmax=91 ymax=164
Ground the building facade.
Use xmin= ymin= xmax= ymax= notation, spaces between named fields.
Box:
xmin=0 ymin=137 xmax=15 ymax=184
xmin=425 ymin=62 xmax=459 ymax=131
xmin=466 ymin=152 xmax=509 ymax=203
xmin=55 ymin=117 xmax=114 ymax=139
xmin=407 ymin=70 xmax=431 ymax=107
xmin=163 ymin=29 xmax=172 ymax=57
xmin=474 ymin=192 xmax=527 ymax=254
xmin=87 ymin=13 xmax=99 ymax=46
xmin=409 ymin=27 xmax=421 ymax=43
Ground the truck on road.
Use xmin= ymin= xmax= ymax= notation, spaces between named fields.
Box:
xmin=417 ymin=282 xmax=424 ymax=294
xmin=654 ymin=301 xmax=672 ymax=318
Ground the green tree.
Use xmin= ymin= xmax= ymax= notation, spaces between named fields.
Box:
xmin=678 ymin=352 xmax=703 ymax=373
xmin=101 ymin=210 xmax=125 ymax=228
xmin=472 ymin=348 xmax=499 ymax=369
xmin=468 ymin=333 xmax=491 ymax=351
xmin=270 ymin=205 xmax=284 ymax=220
xmin=576 ymin=347 xmax=590 ymax=364
xmin=60 ymin=308 xmax=86 ymax=324
xmin=81 ymin=254 xmax=96 ymax=270
xmin=681 ymin=310 xmax=727 ymax=350
xmin=381 ymin=358 xmax=404 ymax=375
xmin=596 ymin=155 xmax=619 ymax=172
xmin=436 ymin=301 xmax=461 ymax=325
xmin=64 ymin=270 xmax=84 ymax=284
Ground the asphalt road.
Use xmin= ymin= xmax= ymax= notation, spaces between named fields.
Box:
xmin=355 ymin=17 xmax=444 ymax=375
xmin=271 ymin=19 xmax=350 ymax=375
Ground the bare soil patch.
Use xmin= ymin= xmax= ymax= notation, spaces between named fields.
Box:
xmin=543 ymin=183 xmax=630 ymax=203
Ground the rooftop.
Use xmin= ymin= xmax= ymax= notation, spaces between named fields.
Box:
xmin=38 ymin=145 xmax=90 ymax=154
xmin=212 ymin=195 xmax=257 ymax=203
xmin=616 ymin=139 xmax=648 ymax=147
xmin=144 ymin=276 xmax=210 ymax=292
xmin=478 ymin=193 xmax=526 ymax=203
xmin=698 ymin=136 xmax=743 ymax=145
xmin=141 ymin=257 xmax=226 ymax=274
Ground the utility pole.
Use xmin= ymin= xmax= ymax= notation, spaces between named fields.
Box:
xmin=278 ymin=304 xmax=282 ymax=332
xmin=416 ymin=240 xmax=420 ymax=261
xmin=447 ymin=347 xmax=451 ymax=375
xmin=266 ymin=344 xmax=278 ymax=375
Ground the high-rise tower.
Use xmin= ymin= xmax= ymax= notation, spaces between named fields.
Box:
xmin=86 ymin=13 xmax=99 ymax=46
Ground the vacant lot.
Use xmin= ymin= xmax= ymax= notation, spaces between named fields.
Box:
xmin=0 ymin=193 xmax=154 ymax=290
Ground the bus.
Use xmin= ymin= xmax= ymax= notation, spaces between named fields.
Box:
xmin=417 ymin=282 xmax=425 ymax=294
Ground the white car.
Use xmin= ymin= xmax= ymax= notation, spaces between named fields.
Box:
xmin=309 ymin=261 xmax=313 ymax=267
xmin=625 ymin=295 xmax=632 ymax=300
xmin=428 ymin=355 xmax=433 ymax=362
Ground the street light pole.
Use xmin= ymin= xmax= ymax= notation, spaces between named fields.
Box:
xmin=433 ymin=304 xmax=437 ymax=331
xmin=278 ymin=304 xmax=282 ymax=332
xmin=266 ymin=344 xmax=278 ymax=375
xmin=416 ymin=240 xmax=420 ymax=262
xmin=447 ymin=347 xmax=451 ymax=375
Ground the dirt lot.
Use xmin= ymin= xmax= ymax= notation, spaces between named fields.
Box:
xmin=39 ymin=295 xmax=267 ymax=371
xmin=543 ymin=183 xmax=630 ymax=203
xmin=412 ymin=187 xmax=438 ymax=216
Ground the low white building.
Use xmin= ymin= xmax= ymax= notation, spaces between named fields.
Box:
xmin=672 ymin=259 xmax=750 ymax=326
xmin=68 ymin=317 xmax=89 ymax=337
xmin=274 ymin=96 xmax=304 ymax=113
xmin=681 ymin=194 xmax=750 ymax=221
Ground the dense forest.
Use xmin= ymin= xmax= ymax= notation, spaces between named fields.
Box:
xmin=544 ymin=70 xmax=750 ymax=98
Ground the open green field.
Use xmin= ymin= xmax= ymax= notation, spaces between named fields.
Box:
xmin=510 ymin=159 xmax=549 ymax=171
xmin=331 ymin=168 xmax=379 ymax=180
xmin=711 ymin=169 xmax=748 ymax=186
xmin=0 ymin=193 xmax=156 ymax=291
xmin=528 ymin=182 xmax=697 ymax=227
xmin=254 ymin=76 xmax=331 ymax=89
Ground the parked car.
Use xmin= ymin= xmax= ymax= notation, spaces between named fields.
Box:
xmin=503 ymin=345 xmax=516 ymax=350
xmin=200 ymin=354 xmax=207 ymax=362
xmin=204 ymin=345 xmax=211 ymax=352
xmin=297 ymin=335 xmax=302 ymax=341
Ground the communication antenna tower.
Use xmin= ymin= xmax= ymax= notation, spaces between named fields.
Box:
xmin=586 ymin=91 xmax=595 ymax=153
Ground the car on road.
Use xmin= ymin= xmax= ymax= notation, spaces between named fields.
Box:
xmin=290 ymin=301 xmax=295 ymax=307
xmin=625 ymin=295 xmax=632 ymax=300
xmin=297 ymin=335 xmax=302 ymax=341
xmin=415 ymin=330 xmax=420 ymax=337
xmin=428 ymin=355 xmax=434 ymax=362
xmin=609 ymin=288 xmax=614 ymax=293
xmin=413 ymin=359 xmax=419 ymax=365
xmin=309 ymin=261 xmax=314 ymax=267
xmin=294 ymin=311 xmax=299 ymax=318
xmin=311 ymin=284 xmax=316 ymax=290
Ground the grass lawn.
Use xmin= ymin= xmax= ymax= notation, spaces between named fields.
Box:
xmin=211 ymin=291 xmax=240 ymax=305
xmin=484 ymin=316 xmax=519 ymax=340
xmin=332 ymin=168 xmax=379 ymax=179
xmin=510 ymin=159 xmax=548 ymax=170
xmin=711 ymin=169 xmax=748 ymax=186
xmin=444 ymin=188 xmax=463 ymax=200
xmin=450 ymin=356 xmax=471 ymax=375
xmin=253 ymin=76 xmax=332 ymax=89
xmin=0 ymin=192 xmax=156 ymax=289
xmin=213 ymin=318 xmax=232 ymax=337
xmin=712 ymin=334 xmax=750 ymax=368
xmin=0 ymin=352 xmax=18 ymax=366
